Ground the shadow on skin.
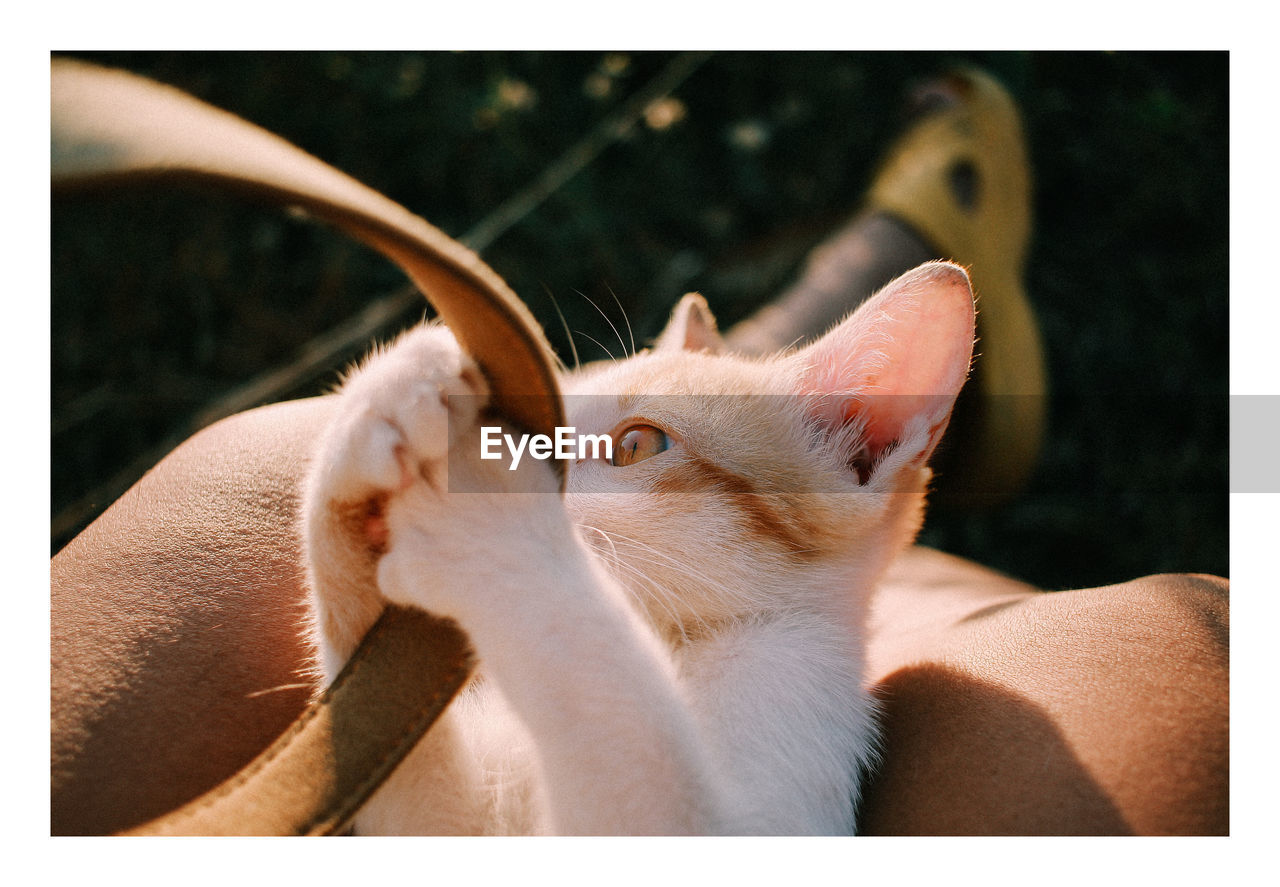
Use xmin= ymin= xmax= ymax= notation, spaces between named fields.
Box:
xmin=860 ymin=663 xmax=1132 ymax=835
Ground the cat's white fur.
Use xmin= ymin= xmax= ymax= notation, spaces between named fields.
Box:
xmin=301 ymin=261 xmax=976 ymax=835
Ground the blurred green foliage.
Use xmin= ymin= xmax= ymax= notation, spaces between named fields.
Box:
xmin=51 ymin=51 xmax=1227 ymax=588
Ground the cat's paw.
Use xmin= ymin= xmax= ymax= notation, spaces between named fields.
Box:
xmin=374 ymin=434 xmax=569 ymax=621
xmin=308 ymin=324 xmax=489 ymax=546
xmin=373 ymin=415 xmax=566 ymax=621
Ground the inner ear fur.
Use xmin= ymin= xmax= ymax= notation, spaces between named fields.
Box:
xmin=790 ymin=261 xmax=976 ymax=478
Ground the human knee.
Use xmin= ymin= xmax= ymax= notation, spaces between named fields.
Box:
xmin=1102 ymin=572 xmax=1228 ymax=661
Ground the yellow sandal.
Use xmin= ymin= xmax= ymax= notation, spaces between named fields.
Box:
xmin=866 ymin=67 xmax=1048 ymax=507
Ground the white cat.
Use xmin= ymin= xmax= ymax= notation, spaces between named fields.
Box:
xmin=301 ymin=260 xmax=976 ymax=835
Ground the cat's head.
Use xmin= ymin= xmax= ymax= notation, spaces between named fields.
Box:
xmin=562 ymin=261 xmax=975 ymax=638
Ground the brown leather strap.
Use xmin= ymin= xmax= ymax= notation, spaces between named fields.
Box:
xmin=51 ymin=59 xmax=564 ymax=835
xmin=121 ymin=607 xmax=472 ymax=836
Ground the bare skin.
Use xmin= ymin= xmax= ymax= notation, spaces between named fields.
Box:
xmin=49 ymin=396 xmax=1228 ymax=835
xmin=867 ymin=548 xmax=1227 ymax=834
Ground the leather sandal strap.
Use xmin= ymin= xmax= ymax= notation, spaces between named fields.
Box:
xmin=124 ymin=607 xmax=472 ymax=836
xmin=51 ymin=58 xmax=564 ymax=836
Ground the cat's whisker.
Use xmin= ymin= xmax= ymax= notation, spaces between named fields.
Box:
xmin=594 ymin=529 xmax=737 ymax=598
xmin=573 ymin=330 xmax=619 ymax=363
xmin=243 ymin=682 xmax=314 ymax=699
xmin=610 ymin=542 xmax=735 ymax=601
xmin=583 ymin=526 xmax=706 ymax=642
xmin=630 ymin=577 xmax=694 ymax=643
xmin=605 ymin=285 xmax=636 ymax=357
xmin=620 ymin=561 xmax=692 ymax=621
xmin=624 ymin=570 xmax=698 ymax=645
xmin=579 ymin=524 xmax=621 ymax=565
xmin=598 ymin=552 xmax=722 ymax=642
xmin=588 ymin=522 xmax=801 ymax=629
xmin=577 ymin=288 xmax=631 ymax=360
xmin=541 ymin=284 xmax=580 ymax=372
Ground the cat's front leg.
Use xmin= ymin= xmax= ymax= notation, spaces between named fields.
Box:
xmin=301 ymin=323 xmax=499 ymax=833
xmin=301 ymin=323 xmax=490 ymax=675
xmin=376 ymin=413 xmax=732 ymax=834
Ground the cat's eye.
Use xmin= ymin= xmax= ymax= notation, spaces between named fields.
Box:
xmin=612 ymin=424 xmax=670 ymax=467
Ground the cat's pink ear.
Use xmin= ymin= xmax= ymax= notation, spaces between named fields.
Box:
xmin=655 ymin=293 xmax=723 ymax=354
xmin=790 ymin=261 xmax=976 ymax=480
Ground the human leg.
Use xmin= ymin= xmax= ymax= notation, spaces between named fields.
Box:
xmin=728 ymin=68 xmax=1047 ymax=507
xmin=51 ymin=397 xmax=332 ymax=834
xmin=861 ymin=565 xmax=1229 ymax=835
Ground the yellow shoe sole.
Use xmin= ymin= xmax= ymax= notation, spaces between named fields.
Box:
xmin=866 ymin=67 xmax=1048 ymax=506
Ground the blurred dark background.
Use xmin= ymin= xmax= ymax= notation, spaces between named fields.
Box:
xmin=50 ymin=51 xmax=1228 ymax=589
